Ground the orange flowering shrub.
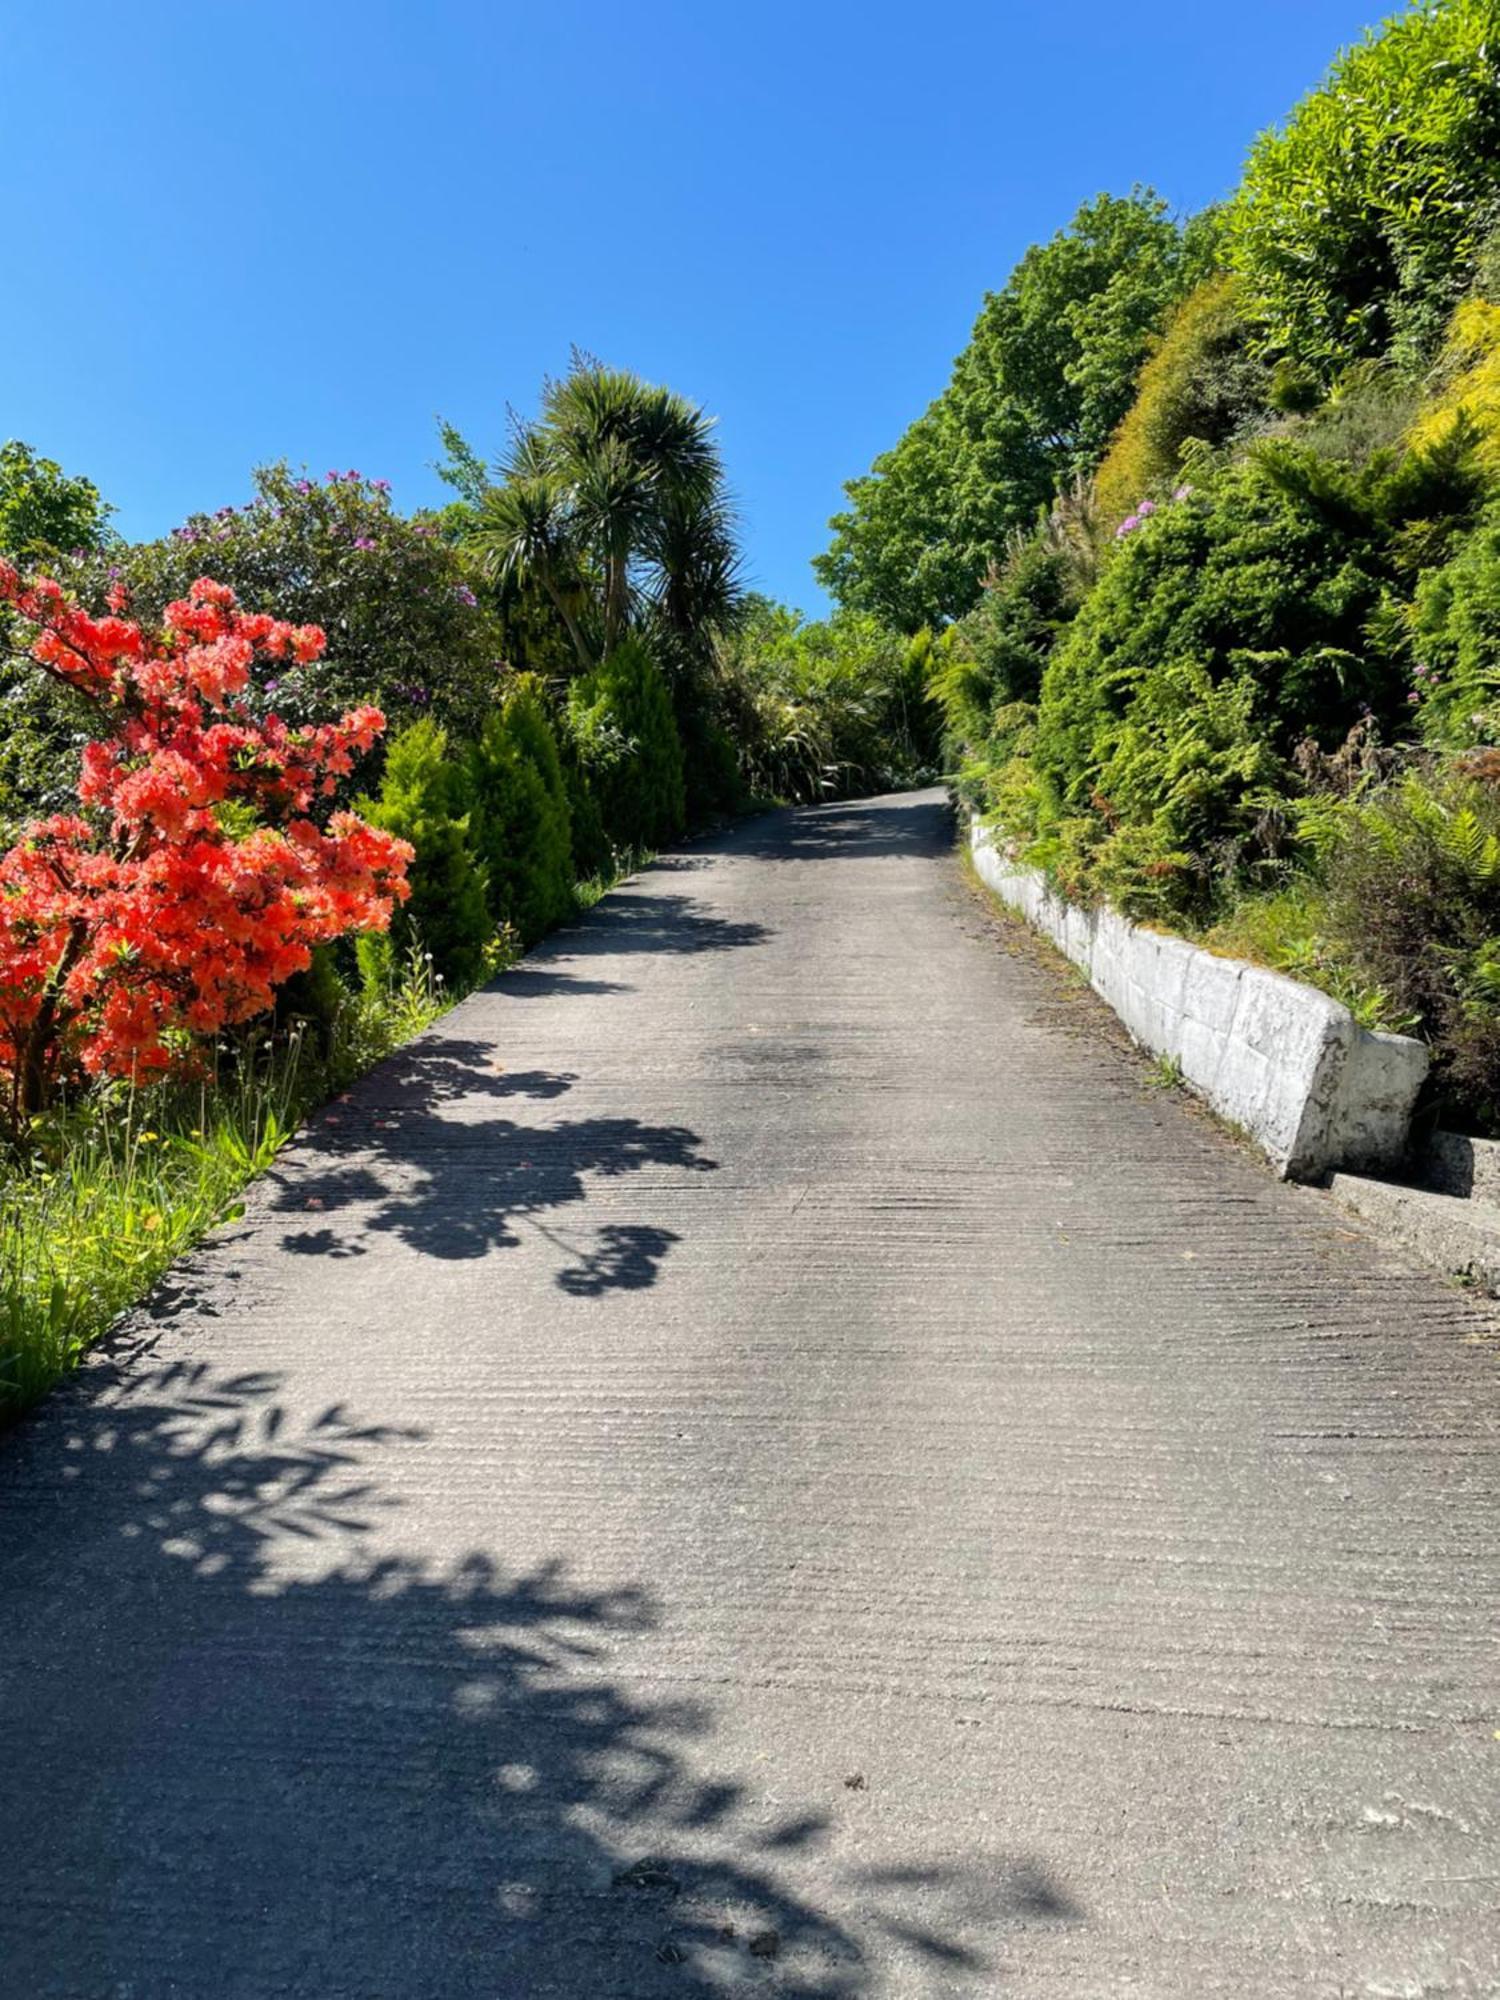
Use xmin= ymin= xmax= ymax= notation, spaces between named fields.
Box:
xmin=0 ymin=566 xmax=411 ymax=1135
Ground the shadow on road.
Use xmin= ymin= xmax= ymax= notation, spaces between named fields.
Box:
xmin=548 ymin=889 xmax=770 ymax=956
xmin=269 ymin=1037 xmax=714 ymax=1279
xmin=724 ymin=793 xmax=953 ymax=865
xmin=0 ymin=1362 xmax=1080 ymax=1996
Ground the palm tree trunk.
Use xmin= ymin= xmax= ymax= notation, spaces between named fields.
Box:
xmin=543 ymin=574 xmax=595 ymax=674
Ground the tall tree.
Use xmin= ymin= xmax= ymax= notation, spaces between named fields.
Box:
xmin=816 ymin=192 xmax=1218 ymax=629
xmin=461 ymin=360 xmax=742 ymax=676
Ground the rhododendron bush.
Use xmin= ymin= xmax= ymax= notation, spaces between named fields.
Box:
xmin=0 ymin=567 xmax=410 ymax=1137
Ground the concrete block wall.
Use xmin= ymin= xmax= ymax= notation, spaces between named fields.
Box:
xmin=969 ymin=820 xmax=1428 ymax=1181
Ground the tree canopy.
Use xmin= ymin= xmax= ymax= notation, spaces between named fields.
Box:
xmin=815 ymin=192 xmax=1218 ymax=629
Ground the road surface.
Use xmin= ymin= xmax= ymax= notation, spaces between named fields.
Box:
xmin=3 ymin=789 xmax=1497 ymax=1997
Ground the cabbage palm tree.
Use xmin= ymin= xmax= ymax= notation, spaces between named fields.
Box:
xmin=466 ymin=359 xmax=741 ymax=674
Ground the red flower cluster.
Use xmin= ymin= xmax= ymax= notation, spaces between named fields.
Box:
xmin=0 ymin=567 xmax=411 ymax=1130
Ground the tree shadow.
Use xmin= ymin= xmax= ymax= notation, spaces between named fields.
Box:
xmin=0 ymin=1362 xmax=1080 ymax=1996
xmin=482 ymin=886 xmax=768 ymax=1001
xmin=721 ymin=792 xmax=953 ymax=865
xmin=541 ymin=890 xmax=770 ymax=957
xmin=269 ymin=1036 xmax=714 ymax=1280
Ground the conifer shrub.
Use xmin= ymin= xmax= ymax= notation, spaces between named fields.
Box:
xmin=357 ymin=719 xmax=491 ymax=992
xmin=565 ymin=638 xmax=686 ymax=853
xmin=1093 ymin=275 xmax=1269 ymax=526
xmin=1020 ymin=429 xmax=1484 ymax=914
xmin=1410 ymin=507 xmax=1500 ymax=748
xmin=951 ymin=531 xmax=1074 ymax=716
xmin=561 ymin=754 xmax=613 ymax=882
xmin=676 ymin=698 xmax=747 ymax=825
xmin=467 ymin=674 xmax=575 ymax=944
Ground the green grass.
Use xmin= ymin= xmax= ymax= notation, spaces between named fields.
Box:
xmin=572 ymin=844 xmax=654 ymax=912
xmin=1194 ymin=880 xmax=1420 ymax=1034
xmin=0 ymin=952 xmax=446 ymax=1423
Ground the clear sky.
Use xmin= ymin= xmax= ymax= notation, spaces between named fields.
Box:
xmin=4 ymin=0 xmax=1385 ymax=613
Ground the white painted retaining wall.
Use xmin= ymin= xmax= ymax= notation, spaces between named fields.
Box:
xmin=970 ymin=819 xmax=1428 ymax=1181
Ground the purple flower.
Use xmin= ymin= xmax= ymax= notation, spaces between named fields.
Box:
xmin=1137 ymin=498 xmax=1156 ymax=517
xmin=455 ymin=584 xmax=478 ymax=607
xmin=1173 ymin=484 xmax=1193 ymax=502
xmin=372 ymin=477 xmax=391 ymax=494
xmin=353 ymin=535 xmax=376 ymax=551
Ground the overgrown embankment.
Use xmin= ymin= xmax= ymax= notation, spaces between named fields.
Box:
xmin=820 ymin=0 xmax=1500 ymax=1136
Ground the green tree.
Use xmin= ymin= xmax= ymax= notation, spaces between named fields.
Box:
xmin=1227 ymin=0 xmax=1500 ymax=378
xmin=1018 ymin=429 xmax=1484 ymax=913
xmin=565 ymin=637 xmax=686 ymax=852
xmin=462 ymin=360 xmax=741 ymax=675
xmin=0 ymin=443 xmax=114 ymax=834
xmin=816 ymin=192 xmax=1217 ymax=628
xmin=467 ymin=674 xmax=575 ymax=943
xmin=357 ymin=720 xmax=492 ymax=992
xmin=0 ymin=441 xmax=111 ymax=560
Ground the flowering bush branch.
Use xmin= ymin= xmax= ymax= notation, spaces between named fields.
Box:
xmin=0 ymin=566 xmax=411 ymax=1138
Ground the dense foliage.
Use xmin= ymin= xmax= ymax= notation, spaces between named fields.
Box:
xmin=565 ymin=638 xmax=687 ymax=853
xmin=713 ymin=599 xmax=939 ymax=803
xmin=815 ymin=192 xmax=1217 ymax=628
xmin=803 ymin=1 xmax=1500 ymax=1130
xmin=67 ymin=464 xmax=503 ymax=739
xmin=0 ymin=443 xmax=116 ymax=832
xmin=1319 ymin=769 xmax=1500 ymax=1122
xmin=1226 ymin=0 xmax=1500 ymax=378
xmin=1092 ymin=276 xmax=1269 ymax=527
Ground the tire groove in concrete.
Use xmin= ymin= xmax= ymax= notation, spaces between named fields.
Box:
xmin=1 ymin=789 xmax=1496 ymax=1997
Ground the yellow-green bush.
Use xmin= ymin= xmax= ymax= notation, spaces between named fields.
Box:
xmin=1410 ymin=298 xmax=1500 ymax=483
xmin=1094 ymin=275 xmax=1268 ymax=526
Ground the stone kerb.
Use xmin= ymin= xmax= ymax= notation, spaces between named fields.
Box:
xmin=968 ymin=818 xmax=1427 ymax=1180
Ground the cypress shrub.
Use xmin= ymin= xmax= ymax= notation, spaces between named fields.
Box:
xmin=468 ymin=673 xmax=575 ymax=944
xmin=356 ymin=718 xmax=491 ymax=992
xmin=566 ymin=638 xmax=686 ymax=853
xmin=561 ymin=752 xmax=613 ymax=882
xmin=1093 ymin=274 xmax=1269 ymax=527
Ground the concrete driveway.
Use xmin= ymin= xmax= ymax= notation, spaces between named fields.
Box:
xmin=2 ymin=790 xmax=1497 ymax=1997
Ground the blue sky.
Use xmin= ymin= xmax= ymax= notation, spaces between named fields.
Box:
xmin=5 ymin=0 xmax=1384 ymax=613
